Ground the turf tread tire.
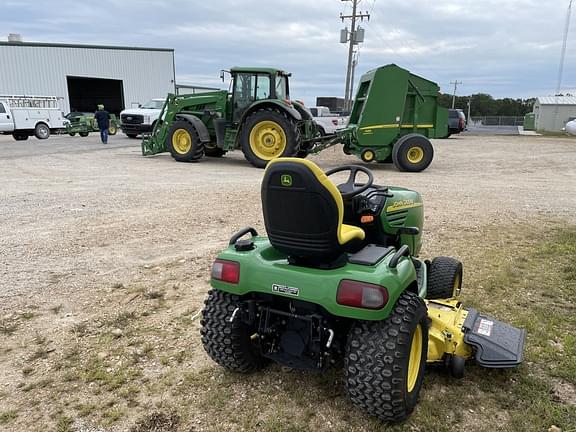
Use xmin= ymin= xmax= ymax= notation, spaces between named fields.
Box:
xmin=240 ymin=108 xmax=300 ymax=168
xmin=426 ymin=257 xmax=462 ymax=299
xmin=201 ymin=289 xmax=266 ymax=373
xmin=344 ymin=291 xmax=428 ymax=422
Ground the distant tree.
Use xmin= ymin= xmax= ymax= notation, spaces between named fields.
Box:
xmin=438 ymin=93 xmax=535 ymax=117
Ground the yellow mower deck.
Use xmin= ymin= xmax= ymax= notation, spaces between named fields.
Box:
xmin=426 ymin=297 xmax=525 ymax=370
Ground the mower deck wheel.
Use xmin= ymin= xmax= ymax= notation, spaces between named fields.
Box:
xmin=426 ymin=256 xmax=463 ymax=299
xmin=201 ymin=290 xmax=267 ymax=373
xmin=344 ymin=291 xmax=428 ymax=422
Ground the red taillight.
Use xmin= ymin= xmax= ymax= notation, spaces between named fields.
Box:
xmin=336 ymin=280 xmax=388 ymax=310
xmin=211 ymin=259 xmax=240 ymax=284
xmin=332 ymin=119 xmax=338 ymax=126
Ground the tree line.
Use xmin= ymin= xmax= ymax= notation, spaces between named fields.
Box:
xmin=438 ymin=93 xmax=535 ymax=117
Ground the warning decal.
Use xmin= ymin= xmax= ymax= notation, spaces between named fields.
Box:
xmin=475 ymin=318 xmax=494 ymax=337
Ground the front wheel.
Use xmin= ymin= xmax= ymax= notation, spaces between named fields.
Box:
xmin=166 ymin=120 xmax=204 ymax=162
xmin=392 ymin=134 xmax=433 ymax=172
xmin=126 ymin=133 xmax=138 ymax=139
xmin=240 ymin=109 xmax=300 ymax=168
xmin=79 ymin=132 xmax=89 ymax=137
xmin=345 ymin=291 xmax=428 ymax=422
xmin=201 ymin=290 xmax=267 ymax=373
xmin=108 ymin=125 xmax=118 ymax=135
xmin=34 ymin=123 xmax=50 ymax=140
xmin=426 ymin=257 xmax=462 ymax=299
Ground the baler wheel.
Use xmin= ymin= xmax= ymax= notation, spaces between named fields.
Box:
xmin=392 ymin=134 xmax=433 ymax=172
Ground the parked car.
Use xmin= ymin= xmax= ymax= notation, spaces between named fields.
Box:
xmin=447 ymin=109 xmax=466 ymax=136
xmin=309 ymin=106 xmax=348 ymax=135
xmin=565 ymin=119 xmax=576 ymax=135
xmin=119 ymin=98 xmax=165 ymax=138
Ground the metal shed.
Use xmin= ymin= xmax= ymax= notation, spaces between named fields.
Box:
xmin=533 ymin=96 xmax=576 ymax=132
xmin=0 ymin=41 xmax=175 ymax=115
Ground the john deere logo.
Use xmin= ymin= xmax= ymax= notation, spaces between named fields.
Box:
xmin=281 ymin=174 xmax=292 ymax=187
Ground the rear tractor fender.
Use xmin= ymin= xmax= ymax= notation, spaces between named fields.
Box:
xmin=240 ymin=100 xmax=302 ymax=126
xmin=175 ymin=114 xmax=210 ymax=143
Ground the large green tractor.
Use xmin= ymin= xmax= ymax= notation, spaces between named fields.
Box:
xmin=201 ymin=158 xmax=525 ymax=422
xmin=142 ymin=67 xmax=316 ymax=168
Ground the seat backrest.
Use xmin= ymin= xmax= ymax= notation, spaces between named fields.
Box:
xmin=261 ymin=158 xmax=344 ymax=259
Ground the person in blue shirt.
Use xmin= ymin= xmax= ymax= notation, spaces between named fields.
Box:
xmin=94 ymin=104 xmax=111 ymax=144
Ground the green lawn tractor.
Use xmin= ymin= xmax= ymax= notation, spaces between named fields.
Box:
xmin=201 ymin=158 xmax=525 ymax=422
xmin=141 ymin=67 xmax=317 ymax=168
xmin=65 ymin=112 xmax=119 ymax=137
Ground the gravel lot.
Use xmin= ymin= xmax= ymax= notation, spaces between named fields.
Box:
xmin=1 ymin=132 xmax=575 ymax=304
xmin=0 ymin=131 xmax=575 ymax=430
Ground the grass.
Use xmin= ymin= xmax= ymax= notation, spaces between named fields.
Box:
xmin=4 ymin=221 xmax=575 ymax=431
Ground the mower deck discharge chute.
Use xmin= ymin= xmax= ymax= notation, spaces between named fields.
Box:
xmin=201 ymin=158 xmax=525 ymax=422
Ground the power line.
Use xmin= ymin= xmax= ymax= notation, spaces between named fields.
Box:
xmin=340 ymin=0 xmax=370 ymax=111
xmin=450 ymin=80 xmax=463 ymax=108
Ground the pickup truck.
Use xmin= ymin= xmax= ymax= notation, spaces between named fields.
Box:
xmin=309 ymin=106 xmax=348 ymax=135
xmin=566 ymin=119 xmax=576 ymax=135
xmin=119 ymin=98 xmax=165 ymax=138
xmin=0 ymin=95 xmax=66 ymax=140
xmin=447 ymin=109 xmax=466 ymax=136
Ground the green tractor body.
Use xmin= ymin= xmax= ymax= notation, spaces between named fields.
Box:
xmin=65 ymin=113 xmax=119 ymax=137
xmin=141 ymin=67 xmax=316 ymax=168
xmin=201 ymin=158 xmax=525 ymax=422
xmin=336 ymin=64 xmax=448 ymax=170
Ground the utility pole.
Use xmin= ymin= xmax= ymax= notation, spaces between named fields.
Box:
xmin=450 ymin=80 xmax=463 ymax=108
xmin=467 ymin=96 xmax=472 ymax=126
xmin=340 ymin=0 xmax=369 ymax=112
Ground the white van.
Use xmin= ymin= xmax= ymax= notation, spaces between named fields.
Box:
xmin=0 ymin=95 xmax=66 ymax=141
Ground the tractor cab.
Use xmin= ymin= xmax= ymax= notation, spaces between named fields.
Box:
xmin=228 ymin=67 xmax=291 ymax=123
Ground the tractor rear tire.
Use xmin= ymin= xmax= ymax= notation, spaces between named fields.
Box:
xmin=426 ymin=256 xmax=463 ymax=299
xmin=34 ymin=123 xmax=50 ymax=140
xmin=241 ymin=109 xmax=300 ymax=168
xmin=201 ymin=289 xmax=267 ymax=373
xmin=166 ymin=120 xmax=204 ymax=162
xmin=392 ymin=134 xmax=433 ymax=172
xmin=345 ymin=291 xmax=428 ymax=422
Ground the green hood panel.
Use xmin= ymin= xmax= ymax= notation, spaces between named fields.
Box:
xmin=211 ymin=237 xmax=417 ymax=321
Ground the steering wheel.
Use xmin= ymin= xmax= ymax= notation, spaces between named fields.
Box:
xmin=324 ymin=165 xmax=374 ymax=199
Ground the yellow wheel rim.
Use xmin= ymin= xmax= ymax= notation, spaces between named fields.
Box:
xmin=249 ymin=120 xmax=287 ymax=161
xmin=109 ymin=125 xmax=117 ymax=135
xmin=453 ymin=273 xmax=461 ymax=297
xmin=407 ymin=146 xmax=424 ymax=164
xmin=172 ymin=129 xmax=192 ymax=154
xmin=407 ymin=324 xmax=423 ymax=393
xmin=363 ymin=150 xmax=375 ymax=161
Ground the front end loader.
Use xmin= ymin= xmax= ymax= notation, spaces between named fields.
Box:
xmin=200 ymin=158 xmax=525 ymax=422
xmin=141 ymin=67 xmax=316 ymax=168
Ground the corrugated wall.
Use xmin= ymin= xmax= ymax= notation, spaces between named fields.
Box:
xmin=535 ymin=102 xmax=576 ymax=131
xmin=0 ymin=44 xmax=175 ymax=113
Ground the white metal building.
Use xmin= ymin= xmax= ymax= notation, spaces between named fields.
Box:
xmin=0 ymin=41 xmax=175 ymax=115
xmin=533 ymin=96 xmax=576 ymax=132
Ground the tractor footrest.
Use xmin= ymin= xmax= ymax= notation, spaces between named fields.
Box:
xmin=462 ymin=308 xmax=525 ymax=368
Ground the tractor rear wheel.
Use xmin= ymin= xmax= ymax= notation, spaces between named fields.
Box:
xmin=392 ymin=134 xmax=433 ymax=172
xmin=345 ymin=291 xmax=428 ymax=422
xmin=201 ymin=289 xmax=267 ymax=373
xmin=166 ymin=120 xmax=204 ymax=162
xmin=241 ymin=109 xmax=300 ymax=168
xmin=426 ymin=257 xmax=463 ymax=299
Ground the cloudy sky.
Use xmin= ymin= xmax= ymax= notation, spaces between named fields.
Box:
xmin=2 ymin=0 xmax=575 ymax=105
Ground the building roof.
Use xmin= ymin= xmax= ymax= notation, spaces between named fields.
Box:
xmin=537 ymin=96 xmax=576 ymax=105
xmin=0 ymin=41 xmax=173 ymax=52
